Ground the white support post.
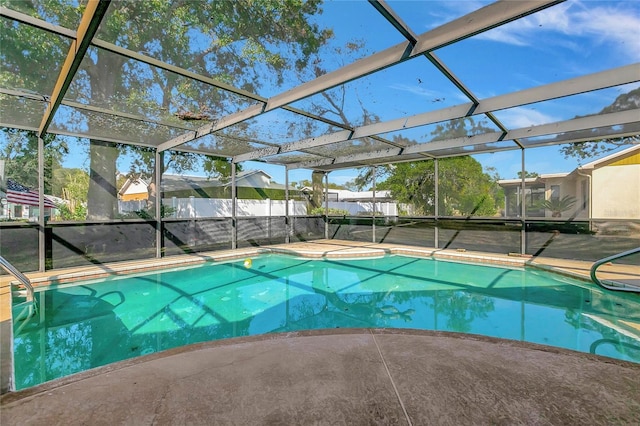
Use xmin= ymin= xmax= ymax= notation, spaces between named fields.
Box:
xmin=231 ymin=162 xmax=237 ymax=249
xmin=155 ymin=150 xmax=162 ymax=258
xmin=434 ymin=158 xmax=439 ymax=249
xmin=520 ymin=149 xmax=526 ymax=255
xmin=324 ymin=172 xmax=329 ymax=240
xmin=38 ymin=136 xmax=45 ymax=272
xmin=285 ymin=167 xmax=290 ymax=244
xmin=372 ymin=166 xmax=377 ymax=243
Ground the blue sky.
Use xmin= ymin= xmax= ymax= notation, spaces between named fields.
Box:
xmin=250 ymin=0 xmax=640 ymax=186
xmin=15 ymin=0 xmax=639 ymax=187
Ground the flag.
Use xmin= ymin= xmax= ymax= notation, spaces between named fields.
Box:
xmin=6 ymin=179 xmax=57 ymax=208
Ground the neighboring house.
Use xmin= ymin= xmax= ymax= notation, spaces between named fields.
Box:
xmin=499 ymin=145 xmax=640 ymax=219
xmin=164 ymin=170 xmax=291 ymax=199
xmin=118 ymin=177 xmax=149 ymax=201
xmin=118 ymin=170 xmax=305 ymax=218
xmin=0 ymin=187 xmax=61 ymax=221
xmin=118 ymin=170 xmax=297 ymax=201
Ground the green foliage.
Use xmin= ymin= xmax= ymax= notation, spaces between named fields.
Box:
xmin=379 ymin=157 xmax=502 ymax=216
xmin=294 ymin=179 xmax=348 ymax=190
xmin=56 ymin=202 xmax=87 ymax=221
xmin=517 ymin=171 xmax=539 ymax=179
xmin=559 ymin=88 xmax=640 ymax=160
xmin=0 ymin=129 xmax=68 ymax=192
xmin=351 ymin=117 xmax=502 ymax=217
xmin=2 ymin=1 xmax=333 ymax=219
xmin=348 ymin=166 xmax=392 ymax=191
xmin=541 ymin=195 xmax=577 ymax=217
xmin=53 ymin=168 xmax=89 ymax=202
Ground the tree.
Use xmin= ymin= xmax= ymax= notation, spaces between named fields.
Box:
xmin=2 ymin=1 xmax=332 ymax=219
xmin=0 ymin=129 xmax=68 ymax=193
xmin=52 ymin=168 xmax=89 ymax=201
xmin=353 ymin=117 xmax=503 ymax=216
xmin=541 ymin=195 xmax=576 ymax=218
xmin=347 ymin=165 xmax=392 ymax=191
xmin=517 ymin=171 xmax=539 ymax=179
xmin=559 ymin=87 xmax=640 ymax=160
xmin=378 ymin=156 xmax=501 ymax=216
xmin=294 ymin=179 xmax=348 ymax=190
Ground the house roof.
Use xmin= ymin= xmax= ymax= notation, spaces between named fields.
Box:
xmin=118 ymin=177 xmax=149 ymax=196
xmin=161 ymin=170 xmax=291 ymax=193
xmin=498 ymin=145 xmax=640 ymax=186
xmin=578 ymin=144 xmax=640 ymax=170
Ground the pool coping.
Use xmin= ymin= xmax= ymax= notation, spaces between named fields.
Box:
xmin=2 ymin=242 xmax=536 ymax=289
xmin=5 ymin=240 xmax=634 ymax=290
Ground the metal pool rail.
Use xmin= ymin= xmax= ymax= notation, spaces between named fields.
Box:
xmin=590 ymin=247 xmax=640 ymax=293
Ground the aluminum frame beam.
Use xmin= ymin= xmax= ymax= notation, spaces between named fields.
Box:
xmin=2 ymin=0 xmax=636 ymax=173
xmin=286 ymin=109 xmax=640 ymax=170
xmin=267 ymin=1 xmax=561 ymax=112
xmin=157 ymin=0 xmax=561 ymax=153
xmin=1 ymin=87 xmax=351 ymax=155
xmin=369 ymin=0 xmax=418 ymax=45
xmin=1 ymin=8 xmax=268 ymax=105
xmin=37 ymin=0 xmax=110 ymax=136
xmin=0 ymin=6 xmax=76 ymax=38
xmin=157 ymin=103 xmax=266 ymax=152
xmin=243 ymin=63 xmax=639 ymax=165
xmin=234 ymin=130 xmax=354 ymax=163
xmin=371 ymin=0 xmax=522 ymax=152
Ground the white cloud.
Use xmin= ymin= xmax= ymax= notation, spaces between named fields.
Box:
xmin=425 ymin=1 xmax=493 ymax=30
xmin=475 ymin=1 xmax=640 ymax=61
xmin=496 ymin=107 xmax=558 ymax=129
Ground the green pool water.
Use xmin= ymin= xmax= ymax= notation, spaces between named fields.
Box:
xmin=12 ymin=254 xmax=640 ymax=389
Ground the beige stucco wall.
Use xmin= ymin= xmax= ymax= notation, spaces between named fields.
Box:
xmin=592 ymin=164 xmax=640 ymax=219
xmin=544 ymin=175 xmax=588 ymax=219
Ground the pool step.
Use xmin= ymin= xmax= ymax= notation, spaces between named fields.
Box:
xmin=11 ymin=283 xmax=29 ymax=300
xmin=11 ymin=283 xmax=37 ymax=322
xmin=12 ymin=300 xmax=36 ymax=322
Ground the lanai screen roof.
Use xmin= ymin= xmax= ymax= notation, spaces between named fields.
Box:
xmin=1 ymin=0 xmax=639 ymax=172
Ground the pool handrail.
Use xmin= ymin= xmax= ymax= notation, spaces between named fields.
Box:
xmin=0 ymin=255 xmax=35 ymax=304
xmin=590 ymin=247 xmax=640 ymax=293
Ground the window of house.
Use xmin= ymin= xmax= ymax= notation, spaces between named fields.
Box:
xmin=504 ymin=184 xmax=546 ymax=217
xmin=527 ymin=185 xmax=546 ymax=217
xmin=550 ymin=185 xmax=560 ymax=201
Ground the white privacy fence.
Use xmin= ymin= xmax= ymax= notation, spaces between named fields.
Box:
xmin=118 ymin=198 xmax=399 ymax=218
xmin=165 ymin=198 xmax=308 ymax=218
xmin=327 ymin=201 xmax=397 ymax=216
xmin=160 ymin=198 xmax=306 ymax=218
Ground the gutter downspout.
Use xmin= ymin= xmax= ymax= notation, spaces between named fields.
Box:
xmin=576 ymin=167 xmax=592 ymax=232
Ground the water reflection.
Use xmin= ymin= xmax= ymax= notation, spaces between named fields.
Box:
xmin=13 ymin=255 xmax=640 ymax=389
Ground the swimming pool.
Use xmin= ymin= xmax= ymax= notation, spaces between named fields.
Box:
xmin=12 ymin=254 xmax=640 ymax=389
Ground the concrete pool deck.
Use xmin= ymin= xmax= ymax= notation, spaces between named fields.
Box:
xmin=2 ymin=329 xmax=640 ymax=425
xmin=2 ymin=240 xmax=640 ymax=423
